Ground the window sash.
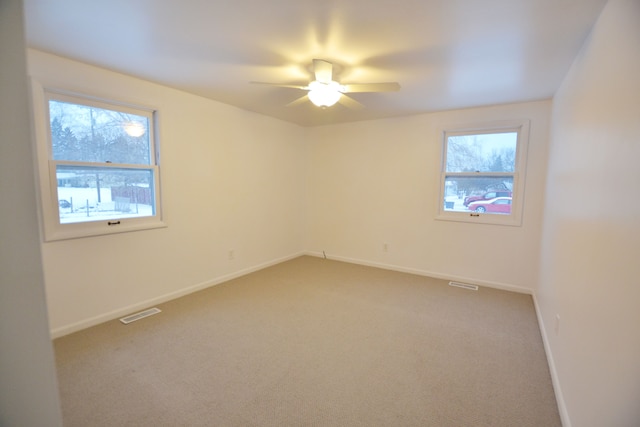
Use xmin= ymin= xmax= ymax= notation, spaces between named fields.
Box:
xmin=50 ymin=161 xmax=159 ymax=225
xmin=45 ymin=90 xmax=156 ymax=165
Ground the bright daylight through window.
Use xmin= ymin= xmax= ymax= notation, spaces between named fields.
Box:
xmin=33 ymin=87 xmax=164 ymax=240
xmin=439 ymin=121 xmax=529 ymax=226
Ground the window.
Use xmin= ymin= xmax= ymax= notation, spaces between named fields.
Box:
xmin=438 ymin=120 xmax=529 ymax=226
xmin=31 ymin=83 xmax=165 ymax=240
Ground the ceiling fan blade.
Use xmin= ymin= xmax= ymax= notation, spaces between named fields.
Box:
xmin=313 ymin=59 xmax=333 ymax=84
xmin=337 ymin=94 xmax=364 ymax=110
xmin=343 ymin=82 xmax=401 ymax=93
xmin=250 ymin=81 xmax=307 ymax=90
xmin=285 ymin=94 xmax=310 ymax=107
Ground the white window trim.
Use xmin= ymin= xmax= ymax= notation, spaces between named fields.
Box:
xmin=436 ymin=119 xmax=530 ymax=226
xmin=30 ymin=79 xmax=166 ymax=241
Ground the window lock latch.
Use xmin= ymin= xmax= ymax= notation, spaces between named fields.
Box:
xmin=107 ymin=221 xmax=121 ymax=226
xmin=470 ymin=213 xmax=480 ymax=217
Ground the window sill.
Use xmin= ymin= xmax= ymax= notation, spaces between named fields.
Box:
xmin=436 ymin=210 xmax=522 ymax=227
xmin=43 ymin=219 xmax=167 ymax=242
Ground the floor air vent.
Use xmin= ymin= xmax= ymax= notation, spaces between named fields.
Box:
xmin=448 ymin=281 xmax=479 ymax=291
xmin=119 ymin=307 xmax=161 ymax=324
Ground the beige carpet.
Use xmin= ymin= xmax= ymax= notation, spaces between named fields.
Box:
xmin=54 ymin=256 xmax=561 ymax=426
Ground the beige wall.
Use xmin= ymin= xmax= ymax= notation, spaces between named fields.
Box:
xmin=539 ymin=0 xmax=640 ymax=425
xmin=0 ymin=1 xmax=63 ymax=425
xmin=307 ymin=101 xmax=551 ymax=292
xmin=29 ymin=51 xmax=308 ymax=336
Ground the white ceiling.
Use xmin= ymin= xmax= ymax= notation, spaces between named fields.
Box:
xmin=24 ymin=0 xmax=607 ymax=127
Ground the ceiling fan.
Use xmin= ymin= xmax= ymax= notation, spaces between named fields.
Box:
xmin=251 ymin=59 xmax=400 ymax=109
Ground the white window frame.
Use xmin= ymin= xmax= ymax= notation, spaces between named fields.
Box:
xmin=30 ymin=80 xmax=166 ymax=241
xmin=436 ymin=119 xmax=530 ymax=226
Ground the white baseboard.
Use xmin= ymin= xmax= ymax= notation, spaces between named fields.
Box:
xmin=532 ymin=294 xmax=571 ymax=427
xmin=304 ymin=250 xmax=534 ymax=295
xmin=50 ymin=252 xmax=305 ymax=339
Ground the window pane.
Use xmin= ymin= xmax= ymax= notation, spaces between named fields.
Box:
xmin=56 ymin=165 xmax=156 ymax=224
xmin=49 ymin=100 xmax=151 ymax=164
xmin=446 ymin=132 xmax=517 ymax=173
xmin=443 ymin=175 xmax=513 ymax=214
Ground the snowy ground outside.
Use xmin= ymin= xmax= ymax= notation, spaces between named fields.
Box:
xmin=444 ymin=195 xmax=469 ymax=212
xmin=58 ymin=187 xmax=153 ymax=224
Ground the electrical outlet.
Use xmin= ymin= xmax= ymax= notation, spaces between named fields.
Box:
xmin=228 ymin=250 xmax=235 ymax=261
xmin=554 ymin=314 xmax=560 ymax=335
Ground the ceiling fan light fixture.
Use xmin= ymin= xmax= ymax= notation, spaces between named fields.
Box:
xmin=307 ymin=80 xmax=343 ymax=107
xmin=251 ymin=59 xmax=399 ymax=110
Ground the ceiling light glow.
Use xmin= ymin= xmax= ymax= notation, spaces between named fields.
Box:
xmin=307 ymin=80 xmax=343 ymax=107
xmin=123 ymin=121 xmax=146 ymax=137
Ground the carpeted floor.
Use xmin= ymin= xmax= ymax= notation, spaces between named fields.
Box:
xmin=53 ymin=256 xmax=561 ymax=426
